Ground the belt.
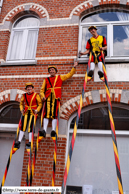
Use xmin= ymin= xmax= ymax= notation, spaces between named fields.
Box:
xmin=25 ymin=105 xmax=37 ymax=110
xmin=47 ymin=87 xmax=61 ymax=93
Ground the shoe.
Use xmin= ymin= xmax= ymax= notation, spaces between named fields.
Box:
xmin=88 ymin=70 xmax=94 ymax=77
xmin=26 ymin=142 xmax=31 ymax=147
xmin=51 ymin=130 xmax=56 ymax=137
xmin=87 ymin=70 xmax=93 ymax=81
xmin=14 ymin=141 xmax=21 ymax=149
xmin=39 ymin=130 xmax=46 ymax=138
xmin=98 ymin=71 xmax=104 ymax=81
xmin=87 ymin=76 xmax=92 ymax=81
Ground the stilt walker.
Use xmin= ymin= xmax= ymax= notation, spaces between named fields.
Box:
xmin=62 ymin=25 xmax=123 ymax=192
xmin=40 ymin=61 xmax=78 ymax=138
xmin=101 ymin=51 xmax=123 ymax=194
xmin=79 ymin=25 xmax=107 ymax=81
xmin=39 ymin=61 xmax=78 ymax=190
xmin=61 ymin=22 xmax=124 ymax=192
xmin=61 ymin=54 xmax=92 ymax=194
xmin=61 ymin=50 xmax=124 ymax=193
xmin=13 ymin=82 xmax=42 ymax=190
xmin=14 ymin=82 xmax=42 ymax=149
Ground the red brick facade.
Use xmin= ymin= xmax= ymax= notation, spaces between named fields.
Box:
xmin=21 ymin=137 xmax=66 ymax=187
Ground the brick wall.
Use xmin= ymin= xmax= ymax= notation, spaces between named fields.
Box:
xmin=0 ymin=0 xmax=86 ymax=22
xmin=37 ymin=26 xmax=78 ymax=59
xmin=0 ymin=31 xmax=10 ymax=61
xmin=21 ymin=137 xmax=66 ymax=187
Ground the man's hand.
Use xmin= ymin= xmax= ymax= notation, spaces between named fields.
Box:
xmin=99 ymin=46 xmax=107 ymax=51
xmin=42 ymin=97 xmax=46 ymax=101
xmin=79 ymin=51 xmax=83 ymax=57
xmin=21 ymin=110 xmax=24 ymax=114
xmin=33 ymin=109 xmax=38 ymax=114
xmin=74 ymin=60 xmax=78 ymax=68
xmin=99 ymin=47 xmax=104 ymax=51
xmin=58 ymin=97 xmax=61 ymax=101
xmin=79 ymin=49 xmax=90 ymax=57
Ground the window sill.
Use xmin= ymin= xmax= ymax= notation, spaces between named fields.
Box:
xmin=78 ymin=57 xmax=129 ymax=64
xmin=1 ymin=60 xmax=37 ymax=66
xmin=0 ymin=123 xmax=18 ymax=132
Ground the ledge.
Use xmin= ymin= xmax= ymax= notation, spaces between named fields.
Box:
xmin=78 ymin=57 xmax=129 ymax=64
xmin=0 ymin=60 xmax=37 ymax=66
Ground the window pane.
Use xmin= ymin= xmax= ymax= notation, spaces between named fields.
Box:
xmin=15 ymin=17 xmax=40 ymax=28
xmin=70 ymin=107 xmax=129 ymax=130
xmin=81 ymin=27 xmax=90 ymax=53
xmin=0 ymin=104 xmax=20 ymax=123
xmin=25 ymin=30 xmax=38 ymax=59
xmin=113 ymin=25 xmax=129 ymax=56
xmin=81 ymin=26 xmax=107 ymax=53
xmin=9 ymin=31 xmax=23 ymax=60
xmin=116 ymin=12 xmax=129 ymax=21
xmin=82 ymin=12 xmax=129 ymax=23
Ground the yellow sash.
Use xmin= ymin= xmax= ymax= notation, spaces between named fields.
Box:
xmin=25 ymin=93 xmax=37 ymax=111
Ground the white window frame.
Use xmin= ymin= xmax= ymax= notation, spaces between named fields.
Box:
xmin=0 ymin=123 xmax=18 ymax=133
xmin=6 ymin=16 xmax=39 ymax=64
xmin=0 ymin=0 xmax=3 ymax=13
xmin=0 ymin=0 xmax=3 ymax=7
xmin=79 ymin=20 xmax=129 ymax=62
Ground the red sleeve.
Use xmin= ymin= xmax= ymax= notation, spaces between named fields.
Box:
xmin=103 ymin=36 xmax=107 ymax=46
xmin=86 ymin=40 xmax=91 ymax=50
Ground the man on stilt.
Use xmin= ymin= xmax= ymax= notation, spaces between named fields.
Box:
xmin=40 ymin=60 xmax=78 ymax=138
xmin=14 ymin=82 xmax=42 ymax=149
xmin=80 ymin=26 xmax=107 ymax=81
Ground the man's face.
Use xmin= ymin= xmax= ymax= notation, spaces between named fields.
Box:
xmin=49 ymin=68 xmax=56 ymax=77
xmin=26 ymin=86 xmax=33 ymax=94
xmin=89 ymin=28 xmax=97 ymax=36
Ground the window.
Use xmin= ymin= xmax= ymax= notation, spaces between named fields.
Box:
xmin=70 ymin=106 xmax=129 ymax=130
xmin=79 ymin=11 xmax=129 ymax=60
xmin=67 ymin=105 xmax=129 ymax=194
xmin=0 ymin=103 xmax=21 ymax=124
xmin=0 ymin=102 xmax=21 ymax=131
xmin=0 ymin=102 xmax=42 ymax=132
xmin=6 ymin=16 xmax=40 ymax=63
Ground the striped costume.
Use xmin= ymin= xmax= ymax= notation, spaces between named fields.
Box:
xmin=86 ymin=35 xmax=107 ymax=64
xmin=40 ymin=67 xmax=76 ymax=119
xmin=20 ymin=92 xmax=42 ymax=132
